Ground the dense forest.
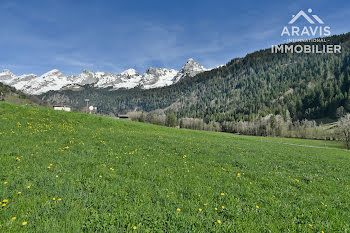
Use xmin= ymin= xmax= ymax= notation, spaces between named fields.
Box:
xmin=40 ymin=33 xmax=350 ymax=123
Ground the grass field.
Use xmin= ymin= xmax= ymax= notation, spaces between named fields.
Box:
xmin=0 ymin=102 xmax=349 ymax=232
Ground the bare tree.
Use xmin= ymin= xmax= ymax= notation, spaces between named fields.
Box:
xmin=337 ymin=114 xmax=350 ymax=149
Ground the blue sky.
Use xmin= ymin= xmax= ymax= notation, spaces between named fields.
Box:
xmin=0 ymin=0 xmax=349 ymax=76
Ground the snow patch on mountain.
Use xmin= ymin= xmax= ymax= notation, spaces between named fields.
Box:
xmin=141 ymin=68 xmax=178 ymax=89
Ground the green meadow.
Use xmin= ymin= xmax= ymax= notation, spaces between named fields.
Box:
xmin=0 ymin=102 xmax=349 ymax=232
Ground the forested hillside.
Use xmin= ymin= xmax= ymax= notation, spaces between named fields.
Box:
xmin=40 ymin=33 xmax=350 ymax=122
xmin=0 ymin=83 xmax=45 ymax=106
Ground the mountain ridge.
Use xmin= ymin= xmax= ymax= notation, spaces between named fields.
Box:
xmin=38 ymin=32 xmax=350 ymax=122
xmin=0 ymin=58 xmax=208 ymax=95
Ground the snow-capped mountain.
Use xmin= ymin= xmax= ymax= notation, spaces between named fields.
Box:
xmin=0 ymin=58 xmax=208 ymax=95
xmin=141 ymin=68 xmax=178 ymax=89
xmin=173 ymin=58 xmax=208 ymax=83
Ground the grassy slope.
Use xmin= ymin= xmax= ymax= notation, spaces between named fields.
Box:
xmin=0 ymin=83 xmax=46 ymax=107
xmin=0 ymin=102 xmax=349 ymax=232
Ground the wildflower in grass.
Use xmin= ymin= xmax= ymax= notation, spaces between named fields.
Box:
xmin=2 ymin=200 xmax=8 ymax=203
xmin=64 ymin=146 xmax=70 ymax=150
xmin=220 ymin=193 xmax=225 ymax=196
xmin=199 ymin=208 xmax=202 ymax=212
xmin=56 ymin=175 xmax=59 ymax=178
xmin=53 ymin=197 xmax=56 ymax=200
xmin=309 ymin=224 xmax=312 ymax=227
xmin=321 ymin=202 xmax=327 ymax=207
xmin=249 ymin=181 xmax=252 ymax=184
xmin=2 ymin=204 xmax=6 ymax=207
xmin=217 ymin=220 xmax=222 ymax=224
xmin=176 ymin=208 xmax=181 ymax=212
xmin=12 ymin=217 xmax=16 ymax=220
xmin=237 ymin=173 xmax=241 ymax=178
xmin=3 ymin=181 xmax=8 ymax=184
xmin=256 ymin=205 xmax=259 ymax=209
xmin=221 ymin=206 xmax=225 ymax=209
xmin=295 ymin=179 xmax=300 ymax=183
xmin=58 ymin=198 xmax=62 ymax=201
xmin=26 ymin=185 xmax=30 ymax=189
xmin=133 ymin=226 xmax=137 ymax=230
xmin=99 ymin=175 xmax=102 ymax=178
xmin=17 ymin=192 xmax=21 ymax=194
xmin=16 ymin=157 xmax=21 ymax=162
xmin=214 ymin=207 xmax=218 ymax=211
xmin=22 ymin=221 xmax=27 ymax=226
xmin=110 ymin=168 xmax=115 ymax=171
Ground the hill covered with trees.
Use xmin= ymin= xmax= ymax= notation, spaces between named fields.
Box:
xmin=0 ymin=82 xmax=46 ymax=106
xmin=40 ymin=33 xmax=350 ymax=124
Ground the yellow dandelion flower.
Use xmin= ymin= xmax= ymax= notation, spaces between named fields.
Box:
xmin=2 ymin=199 xmax=8 ymax=203
xmin=22 ymin=221 xmax=27 ymax=226
xmin=214 ymin=207 xmax=218 ymax=211
xmin=53 ymin=197 xmax=56 ymax=200
xmin=220 ymin=193 xmax=225 ymax=196
xmin=110 ymin=168 xmax=114 ymax=171
xmin=309 ymin=224 xmax=312 ymax=227
xmin=99 ymin=175 xmax=102 ymax=178
xmin=2 ymin=203 xmax=6 ymax=207
xmin=133 ymin=226 xmax=137 ymax=230
xmin=3 ymin=181 xmax=8 ymax=184
xmin=217 ymin=220 xmax=222 ymax=224
xmin=249 ymin=181 xmax=253 ymax=184
xmin=295 ymin=179 xmax=300 ymax=183
xmin=58 ymin=198 xmax=62 ymax=201
xmin=26 ymin=185 xmax=31 ymax=189
xmin=199 ymin=208 xmax=202 ymax=212
xmin=237 ymin=173 xmax=241 ymax=177
xmin=17 ymin=192 xmax=22 ymax=194
xmin=256 ymin=205 xmax=259 ymax=209
xmin=176 ymin=208 xmax=181 ymax=212
xmin=12 ymin=217 xmax=16 ymax=220
xmin=221 ymin=206 xmax=225 ymax=209
xmin=56 ymin=175 xmax=59 ymax=178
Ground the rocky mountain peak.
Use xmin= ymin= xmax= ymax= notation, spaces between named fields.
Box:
xmin=0 ymin=58 xmax=209 ymax=95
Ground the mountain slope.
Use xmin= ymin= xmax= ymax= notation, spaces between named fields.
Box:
xmin=0 ymin=59 xmax=208 ymax=95
xmin=39 ymin=33 xmax=350 ymax=122
xmin=0 ymin=82 xmax=46 ymax=106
